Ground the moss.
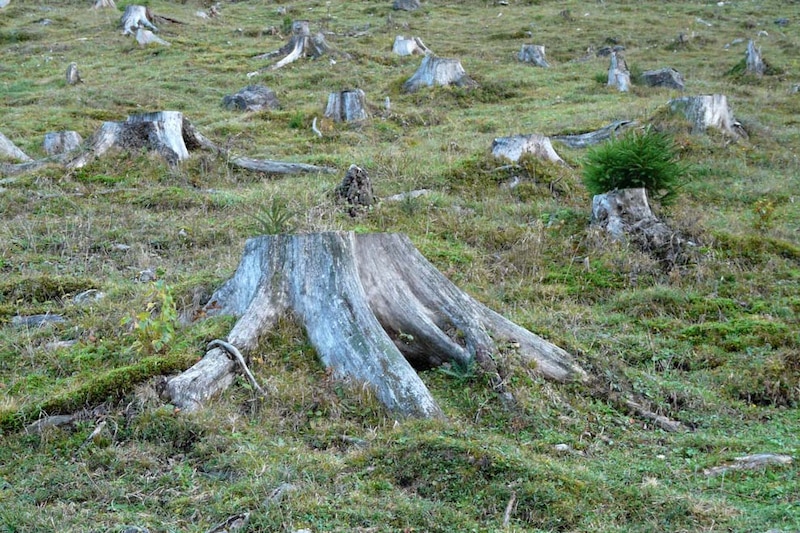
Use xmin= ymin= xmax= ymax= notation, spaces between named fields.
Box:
xmin=0 ymin=275 xmax=97 ymax=305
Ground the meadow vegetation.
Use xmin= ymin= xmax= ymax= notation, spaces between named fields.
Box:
xmin=0 ymin=0 xmax=798 ymax=531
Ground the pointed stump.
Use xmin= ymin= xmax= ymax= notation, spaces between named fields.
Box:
xmin=518 ymin=44 xmax=550 ymax=68
xmin=745 ymin=40 xmax=766 ymax=76
xmin=608 ymin=51 xmax=630 ymax=92
xmin=164 ymin=232 xmax=587 ymax=417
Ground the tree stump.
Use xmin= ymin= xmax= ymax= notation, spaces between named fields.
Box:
xmin=640 ymin=68 xmax=684 ymax=90
xmin=0 ymin=132 xmax=32 ymax=162
xmin=43 ymin=131 xmax=83 ymax=156
xmin=222 ymin=85 xmax=280 ymax=112
xmin=592 ymin=188 xmax=691 ymax=266
xmin=121 ymin=5 xmax=157 ymax=36
xmin=552 ymin=120 xmax=636 ymax=149
xmin=136 ymin=28 xmax=170 ymax=47
xmin=254 ymin=20 xmax=336 ymax=71
xmin=667 ymin=94 xmax=747 ymax=138
xmin=335 ymin=164 xmax=375 ymax=215
xmin=518 ymin=44 xmax=550 ymax=68
xmin=163 ymin=232 xmax=587 ymax=416
xmin=66 ymin=62 xmax=82 ymax=85
xmin=324 ymin=90 xmax=369 ymax=122
xmin=392 ymin=36 xmax=431 ymax=56
xmin=403 ymin=55 xmax=477 ymax=93
xmin=745 ymin=40 xmax=766 ymax=76
xmin=393 ymin=0 xmax=421 ymax=11
xmin=491 ymin=134 xmax=565 ymax=164
xmin=607 ymin=51 xmax=631 ymax=92
xmin=93 ymin=0 xmax=116 ymax=8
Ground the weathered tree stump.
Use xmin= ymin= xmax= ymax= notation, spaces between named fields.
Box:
xmin=253 ymin=21 xmax=336 ymax=71
xmin=666 ymin=94 xmax=747 ymax=139
xmin=592 ymin=188 xmax=691 ymax=265
xmin=403 ymin=55 xmax=477 ymax=93
xmin=641 ymin=67 xmax=684 ymax=90
xmin=335 ymin=164 xmax=375 ymax=215
xmin=66 ymin=62 xmax=82 ymax=85
xmin=552 ymin=120 xmax=636 ymax=149
xmin=324 ymin=90 xmax=369 ymax=122
xmin=0 ymin=132 xmax=32 ymax=162
xmin=393 ymin=0 xmax=420 ymax=11
xmin=491 ymin=134 xmax=565 ymax=164
xmin=121 ymin=5 xmax=156 ymax=36
xmin=518 ymin=44 xmax=550 ymax=68
xmin=392 ymin=36 xmax=431 ymax=56
xmin=745 ymin=40 xmax=766 ymax=76
xmin=43 ymin=131 xmax=83 ymax=156
xmin=163 ymin=232 xmax=587 ymax=416
xmin=136 ymin=28 xmax=170 ymax=46
xmin=93 ymin=0 xmax=116 ymax=8
xmin=222 ymin=86 xmax=280 ymax=112
xmin=608 ymin=51 xmax=631 ymax=92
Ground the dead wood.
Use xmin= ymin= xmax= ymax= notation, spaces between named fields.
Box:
xmin=491 ymin=134 xmax=565 ymax=164
xmin=44 ymin=131 xmax=83 ymax=156
xmin=640 ymin=68 xmax=684 ymax=90
xmin=121 ymin=5 xmax=156 ymax=36
xmin=666 ymin=94 xmax=747 ymax=139
xmin=745 ymin=39 xmax=766 ymax=76
xmin=164 ymin=232 xmax=587 ymax=417
xmin=335 ymin=164 xmax=375 ymax=215
xmin=324 ymin=90 xmax=369 ymax=122
xmin=552 ymin=120 xmax=636 ymax=149
xmin=136 ymin=28 xmax=171 ymax=47
xmin=608 ymin=50 xmax=631 ymax=92
xmin=393 ymin=0 xmax=421 ymax=11
xmin=66 ymin=62 xmax=82 ymax=85
xmin=252 ymin=21 xmax=341 ymax=72
xmin=704 ymin=454 xmax=793 ymax=477
xmin=223 ymin=85 xmax=280 ymax=112
xmin=92 ymin=0 xmax=116 ymax=8
xmin=0 ymin=131 xmax=32 ymax=162
xmin=518 ymin=44 xmax=550 ymax=68
xmin=392 ymin=36 xmax=431 ymax=56
xmin=403 ymin=55 xmax=477 ymax=93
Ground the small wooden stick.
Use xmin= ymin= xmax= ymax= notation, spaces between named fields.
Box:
xmin=207 ymin=339 xmax=266 ymax=397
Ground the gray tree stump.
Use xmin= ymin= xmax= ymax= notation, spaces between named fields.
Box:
xmin=136 ymin=28 xmax=170 ymax=47
xmin=518 ymin=44 xmax=550 ymax=68
xmin=403 ymin=55 xmax=476 ymax=93
xmin=667 ymin=94 xmax=747 ymax=138
xmin=324 ymin=90 xmax=368 ymax=122
xmin=335 ymin=164 xmax=375 ymax=215
xmin=66 ymin=62 xmax=82 ymax=85
xmin=43 ymin=131 xmax=83 ymax=156
xmin=608 ymin=51 xmax=631 ymax=92
xmin=93 ymin=0 xmax=116 ymax=8
xmin=392 ymin=36 xmax=431 ymax=56
xmin=393 ymin=0 xmax=420 ymax=11
xmin=491 ymin=134 xmax=564 ymax=164
xmin=640 ymin=68 xmax=684 ymax=90
xmin=0 ymin=132 xmax=32 ymax=162
xmin=745 ymin=40 xmax=766 ymax=76
xmin=223 ymin=86 xmax=280 ymax=112
xmin=552 ymin=120 xmax=636 ymax=149
xmin=121 ymin=5 xmax=156 ymax=36
xmin=253 ymin=21 xmax=336 ymax=71
xmin=163 ymin=232 xmax=587 ymax=416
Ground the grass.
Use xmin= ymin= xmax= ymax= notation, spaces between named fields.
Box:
xmin=1 ymin=0 xmax=799 ymax=531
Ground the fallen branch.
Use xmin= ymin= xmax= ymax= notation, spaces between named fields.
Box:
xmin=207 ymin=339 xmax=266 ymax=398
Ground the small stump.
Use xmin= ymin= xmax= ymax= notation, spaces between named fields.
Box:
xmin=608 ymin=50 xmax=630 ymax=92
xmin=518 ymin=44 xmax=550 ymax=68
xmin=491 ymin=134 xmax=565 ymax=164
xmin=121 ymin=5 xmax=156 ymax=35
xmin=403 ymin=55 xmax=476 ymax=93
xmin=324 ymin=90 xmax=369 ymax=122
xmin=335 ymin=164 xmax=375 ymax=216
xmin=392 ymin=36 xmax=430 ymax=56
xmin=745 ymin=40 xmax=766 ymax=76
xmin=66 ymin=62 xmax=82 ymax=85
xmin=666 ymin=94 xmax=747 ymax=139
xmin=641 ymin=67 xmax=685 ymax=90
xmin=393 ymin=0 xmax=420 ymax=11
xmin=223 ymin=85 xmax=280 ymax=112
xmin=254 ymin=20 xmax=338 ymax=71
xmin=44 ymin=131 xmax=83 ymax=156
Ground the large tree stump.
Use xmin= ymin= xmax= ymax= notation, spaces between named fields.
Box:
xmin=324 ymin=90 xmax=369 ymax=122
xmin=552 ymin=120 xmax=636 ymax=149
xmin=164 ymin=232 xmax=587 ymax=417
xmin=392 ymin=36 xmax=431 ymax=56
xmin=121 ymin=5 xmax=157 ymax=36
xmin=518 ymin=44 xmax=550 ymax=68
xmin=640 ymin=67 xmax=684 ymax=90
xmin=608 ymin=51 xmax=631 ymax=92
xmin=253 ymin=21 xmax=337 ymax=71
xmin=592 ymin=188 xmax=691 ymax=265
xmin=745 ymin=40 xmax=766 ymax=76
xmin=223 ymin=85 xmax=280 ymax=112
xmin=43 ymin=131 xmax=83 ymax=156
xmin=0 ymin=132 xmax=32 ymax=162
xmin=491 ymin=134 xmax=565 ymax=164
xmin=666 ymin=94 xmax=747 ymax=139
xmin=403 ymin=55 xmax=477 ymax=93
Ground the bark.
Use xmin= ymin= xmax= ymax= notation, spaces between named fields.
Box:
xmin=121 ymin=5 xmax=157 ymax=36
xmin=335 ymin=164 xmax=375 ymax=215
xmin=552 ymin=120 xmax=636 ymax=149
xmin=223 ymin=85 xmax=279 ymax=112
xmin=745 ymin=40 xmax=766 ymax=76
xmin=491 ymin=134 xmax=564 ymax=164
xmin=518 ymin=44 xmax=550 ymax=68
xmin=392 ymin=36 xmax=431 ymax=56
xmin=667 ymin=94 xmax=747 ymax=139
xmin=393 ymin=0 xmax=421 ymax=11
xmin=607 ymin=51 xmax=631 ymax=92
xmin=0 ymin=132 xmax=32 ymax=162
xmin=253 ymin=21 xmax=338 ymax=71
xmin=324 ymin=90 xmax=369 ymax=122
xmin=66 ymin=62 xmax=82 ymax=85
xmin=640 ymin=67 xmax=684 ymax=90
xmin=164 ymin=232 xmax=586 ymax=417
xmin=403 ymin=55 xmax=477 ymax=93
xmin=43 ymin=131 xmax=83 ymax=156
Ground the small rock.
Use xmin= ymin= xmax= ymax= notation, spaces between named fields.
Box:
xmin=12 ymin=314 xmax=66 ymax=328
xmin=136 ymin=268 xmax=157 ymax=282
xmin=774 ymin=18 xmax=789 ymax=26
xmin=44 ymin=340 xmax=78 ymax=351
xmin=223 ymin=85 xmax=280 ymax=112
xmin=554 ymin=443 xmax=572 ymax=453
xmin=74 ymin=289 xmax=105 ymax=305
xmin=111 ymin=243 xmax=131 ymax=252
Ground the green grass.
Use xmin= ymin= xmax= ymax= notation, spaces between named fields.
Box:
xmin=1 ymin=0 xmax=798 ymax=531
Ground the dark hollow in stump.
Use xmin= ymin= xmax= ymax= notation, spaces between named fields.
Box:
xmin=518 ymin=44 xmax=550 ymax=68
xmin=608 ymin=51 xmax=631 ymax=92
xmin=491 ymin=134 xmax=564 ymax=164
xmin=745 ymin=40 xmax=766 ymax=76
xmin=335 ymin=164 xmax=375 ymax=215
xmin=164 ymin=232 xmax=587 ymax=417
xmin=552 ymin=120 xmax=636 ymax=149
xmin=43 ymin=131 xmax=83 ymax=156
xmin=393 ymin=0 xmax=421 ymax=11
xmin=324 ymin=90 xmax=368 ymax=122
xmin=254 ymin=20 xmax=336 ymax=71
xmin=666 ymin=94 xmax=747 ymax=139
xmin=403 ymin=55 xmax=477 ymax=93
xmin=223 ymin=85 xmax=280 ymax=112
xmin=392 ymin=36 xmax=431 ymax=56
xmin=640 ymin=67 xmax=684 ymax=90
xmin=66 ymin=62 xmax=82 ymax=85
xmin=121 ymin=5 xmax=156 ymax=35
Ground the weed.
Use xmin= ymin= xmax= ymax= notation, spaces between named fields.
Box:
xmin=248 ymin=197 xmax=295 ymax=235
xmin=121 ymin=281 xmax=178 ymax=356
